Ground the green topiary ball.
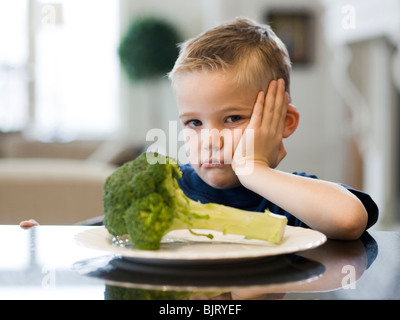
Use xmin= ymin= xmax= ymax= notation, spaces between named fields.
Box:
xmin=118 ymin=17 xmax=181 ymax=82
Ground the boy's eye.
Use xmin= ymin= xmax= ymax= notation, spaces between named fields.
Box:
xmin=226 ymin=115 xmax=242 ymax=123
xmin=186 ymin=119 xmax=202 ymax=127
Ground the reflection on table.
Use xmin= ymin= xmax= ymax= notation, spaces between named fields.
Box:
xmin=1 ymin=225 xmax=397 ymax=300
xmin=75 ymin=232 xmax=376 ymax=300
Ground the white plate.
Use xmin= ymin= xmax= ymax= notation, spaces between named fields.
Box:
xmin=75 ymin=226 xmax=326 ymax=262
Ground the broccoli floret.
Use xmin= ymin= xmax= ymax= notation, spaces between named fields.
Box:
xmin=103 ymin=152 xmax=287 ymax=250
xmin=103 ymin=152 xmax=151 ymax=236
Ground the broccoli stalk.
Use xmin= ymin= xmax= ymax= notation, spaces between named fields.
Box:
xmin=168 ymin=196 xmax=287 ymax=242
xmin=103 ymin=152 xmax=287 ymax=250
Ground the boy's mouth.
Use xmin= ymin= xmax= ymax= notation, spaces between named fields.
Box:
xmin=201 ymin=158 xmax=226 ymax=168
xmin=202 ymin=163 xmax=225 ymax=169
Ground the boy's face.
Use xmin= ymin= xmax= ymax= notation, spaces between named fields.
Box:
xmin=175 ymin=70 xmax=260 ymax=189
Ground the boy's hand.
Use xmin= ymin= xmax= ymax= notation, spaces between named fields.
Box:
xmin=232 ymin=79 xmax=289 ymax=175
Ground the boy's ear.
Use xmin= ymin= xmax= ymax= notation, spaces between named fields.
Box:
xmin=283 ymin=104 xmax=300 ymax=138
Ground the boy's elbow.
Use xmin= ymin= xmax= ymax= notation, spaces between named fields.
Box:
xmin=338 ymin=199 xmax=368 ymax=240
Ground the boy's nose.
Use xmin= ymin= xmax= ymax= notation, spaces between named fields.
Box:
xmin=201 ymin=128 xmax=224 ymax=151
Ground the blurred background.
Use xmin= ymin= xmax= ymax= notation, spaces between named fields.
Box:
xmin=0 ymin=0 xmax=399 ymax=229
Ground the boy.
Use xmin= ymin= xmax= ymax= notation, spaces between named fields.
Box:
xmin=168 ymin=17 xmax=378 ymax=240
xmin=21 ymin=17 xmax=378 ymax=239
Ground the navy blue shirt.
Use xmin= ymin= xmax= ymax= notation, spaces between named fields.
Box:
xmin=177 ymin=164 xmax=378 ymax=231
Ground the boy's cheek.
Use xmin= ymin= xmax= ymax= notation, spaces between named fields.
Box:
xmin=182 ymin=129 xmax=201 ymax=164
xmin=224 ymin=129 xmax=245 ymax=162
xmin=232 ymin=128 xmax=244 ymax=150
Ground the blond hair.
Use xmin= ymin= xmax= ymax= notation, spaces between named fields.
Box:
xmin=168 ymin=17 xmax=291 ymax=93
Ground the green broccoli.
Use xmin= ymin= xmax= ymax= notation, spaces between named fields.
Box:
xmin=104 ymin=285 xmax=221 ymax=300
xmin=103 ymin=152 xmax=287 ymax=250
xmin=104 ymin=285 xmax=191 ymax=300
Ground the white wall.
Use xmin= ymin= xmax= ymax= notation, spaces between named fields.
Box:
xmin=320 ymin=0 xmax=400 ymax=229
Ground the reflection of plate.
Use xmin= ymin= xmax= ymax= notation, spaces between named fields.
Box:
xmin=75 ymin=226 xmax=326 ymax=262
xmin=73 ymin=253 xmax=325 ymax=292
